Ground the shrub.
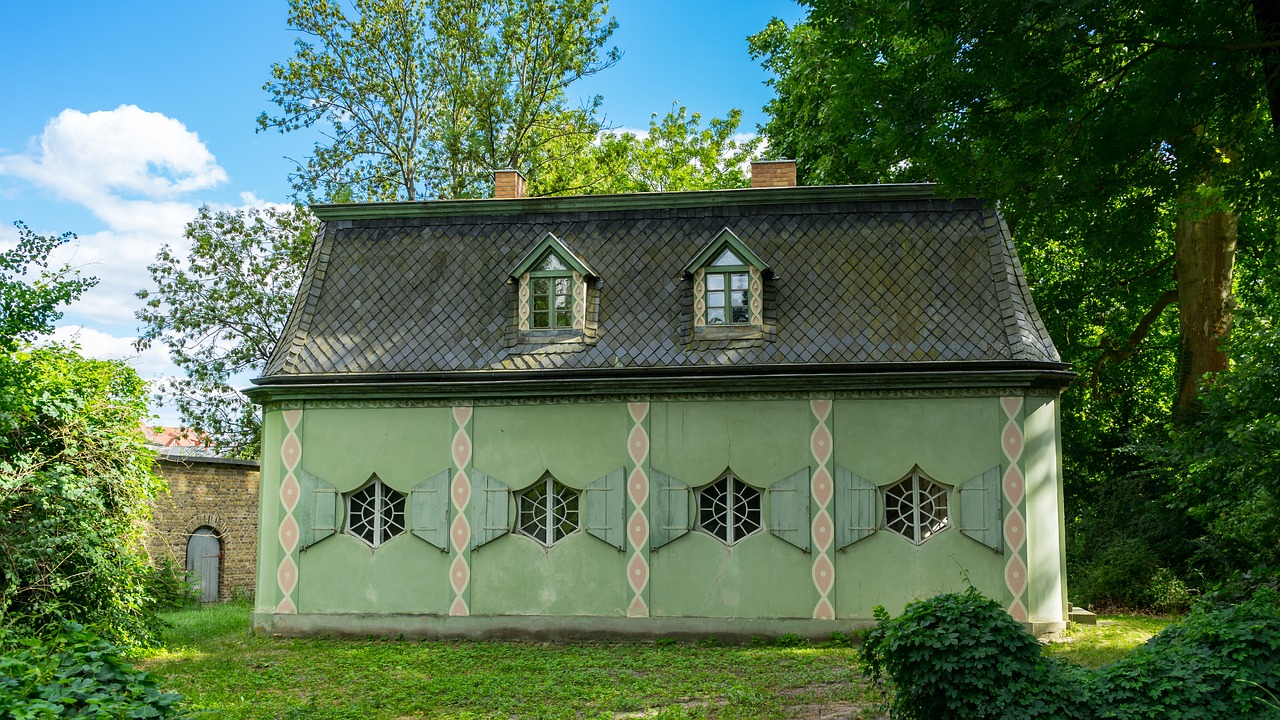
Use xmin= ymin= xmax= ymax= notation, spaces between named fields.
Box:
xmin=0 ymin=622 xmax=190 ymax=718
xmin=145 ymin=558 xmax=202 ymax=611
xmin=0 ymin=345 xmax=166 ymax=645
xmin=863 ymin=588 xmax=1280 ymax=719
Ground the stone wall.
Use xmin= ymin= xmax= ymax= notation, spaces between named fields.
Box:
xmin=147 ymin=454 xmax=260 ymax=601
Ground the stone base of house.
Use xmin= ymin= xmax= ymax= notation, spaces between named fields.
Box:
xmin=252 ymin=612 xmax=1066 ymax=642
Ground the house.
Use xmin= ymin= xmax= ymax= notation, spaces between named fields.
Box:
xmin=245 ymin=161 xmax=1073 ymax=639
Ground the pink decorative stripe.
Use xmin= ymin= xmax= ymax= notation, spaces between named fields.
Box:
xmin=811 ymin=510 xmax=834 ymax=553
xmin=810 ymin=398 xmax=836 ymax=620
xmin=449 ymin=406 xmax=473 ymax=617
xmin=277 ymin=410 xmax=302 ymax=614
xmin=1004 ymin=511 xmax=1026 ymax=552
xmin=1000 ymin=396 xmax=1029 ymax=621
xmin=1003 ymin=465 xmax=1025 ymax=506
xmin=452 ymin=428 xmax=472 ymax=469
xmin=452 ymin=470 xmax=472 ymax=510
xmin=452 ymin=405 xmax=472 ymax=427
xmin=627 ymin=401 xmax=651 ymax=618
xmin=450 ymin=597 xmax=469 ymax=616
xmin=450 ymin=511 xmax=471 ymax=554
xmin=278 ymin=515 xmax=299 ymax=553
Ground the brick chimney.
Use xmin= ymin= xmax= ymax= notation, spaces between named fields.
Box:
xmin=750 ymin=160 xmax=797 ymax=188
xmin=494 ymin=169 xmax=527 ymax=199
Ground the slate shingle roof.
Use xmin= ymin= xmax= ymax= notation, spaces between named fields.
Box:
xmin=262 ymin=185 xmax=1060 ymax=378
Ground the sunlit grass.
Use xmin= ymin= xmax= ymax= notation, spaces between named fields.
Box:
xmin=1044 ymin=614 xmax=1173 ymax=669
xmin=142 ymin=604 xmax=883 ymax=720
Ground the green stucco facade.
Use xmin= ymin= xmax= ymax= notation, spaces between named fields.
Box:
xmin=252 ymin=392 xmax=1068 ymax=638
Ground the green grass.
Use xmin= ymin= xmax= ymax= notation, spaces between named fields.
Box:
xmin=140 ymin=604 xmax=881 ymax=719
xmin=141 ymin=604 xmax=1169 ymax=718
xmin=1043 ymin=614 xmax=1173 ymax=669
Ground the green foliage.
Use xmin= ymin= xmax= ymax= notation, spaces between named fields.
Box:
xmin=0 ymin=623 xmax=190 ymax=719
xmin=135 ymin=205 xmax=316 ymax=458
xmin=529 ymin=105 xmax=762 ymax=196
xmin=144 ymin=559 xmax=201 ymax=612
xmin=0 ymin=345 xmax=165 ymax=646
xmin=0 ymin=221 xmax=97 ymax=351
xmin=1165 ymin=312 xmax=1280 ymax=574
xmin=259 ymin=0 xmax=619 ymax=202
xmin=864 ymin=589 xmax=1280 ymax=719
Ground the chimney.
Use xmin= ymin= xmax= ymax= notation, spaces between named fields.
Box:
xmin=494 ymin=169 xmax=527 ymax=199
xmin=750 ymin=159 xmax=797 ymax=189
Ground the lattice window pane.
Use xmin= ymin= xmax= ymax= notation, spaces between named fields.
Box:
xmin=345 ymin=478 xmax=407 ymax=548
xmin=518 ymin=475 xmax=580 ymax=547
xmin=882 ymin=469 xmax=950 ymax=545
xmin=698 ymin=473 xmax=761 ymax=545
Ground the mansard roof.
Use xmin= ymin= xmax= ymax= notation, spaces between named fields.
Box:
xmin=256 ymin=184 xmax=1064 ymax=386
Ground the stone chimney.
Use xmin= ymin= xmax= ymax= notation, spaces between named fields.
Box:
xmin=494 ymin=169 xmax=527 ymax=199
xmin=750 ymin=160 xmax=797 ymax=188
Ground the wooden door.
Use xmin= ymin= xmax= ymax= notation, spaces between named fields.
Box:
xmin=186 ymin=527 xmax=221 ymax=603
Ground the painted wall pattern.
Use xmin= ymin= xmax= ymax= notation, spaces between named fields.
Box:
xmin=810 ymin=398 xmax=836 ymax=619
xmin=450 ymin=405 xmax=474 ymax=616
xmin=572 ymin=271 xmax=586 ymax=331
xmin=276 ymin=409 xmax=303 ymax=614
xmin=1001 ymin=396 xmax=1030 ymax=621
xmin=517 ymin=274 xmax=531 ymax=331
xmin=748 ymin=266 xmax=763 ymax=326
xmin=626 ymin=402 xmax=651 ymax=617
xmin=692 ymin=269 xmax=706 ymax=328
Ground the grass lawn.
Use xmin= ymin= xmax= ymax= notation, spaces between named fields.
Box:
xmin=140 ymin=604 xmax=1169 ymax=719
xmin=140 ymin=603 xmax=880 ymax=719
xmin=1043 ymin=613 xmax=1173 ymax=669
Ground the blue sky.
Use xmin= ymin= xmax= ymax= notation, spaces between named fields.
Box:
xmin=0 ymin=1 xmax=805 ymax=424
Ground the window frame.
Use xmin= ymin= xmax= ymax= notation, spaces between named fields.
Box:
xmin=882 ymin=467 xmax=951 ymax=546
xmin=516 ymin=473 xmax=581 ymax=547
xmin=528 ymin=255 xmax=575 ymax=330
xmin=344 ymin=476 xmax=407 ymax=549
xmin=696 ymin=471 xmax=763 ymax=545
xmin=703 ymin=265 xmax=753 ymax=326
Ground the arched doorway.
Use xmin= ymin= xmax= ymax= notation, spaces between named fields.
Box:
xmin=186 ymin=527 xmax=221 ymax=602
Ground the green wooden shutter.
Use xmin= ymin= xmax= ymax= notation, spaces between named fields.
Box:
xmin=470 ymin=470 xmax=510 ymax=550
xmin=834 ymin=466 xmax=878 ymax=550
xmin=768 ymin=467 xmax=811 ymax=552
xmin=409 ymin=469 xmax=451 ymax=551
xmin=298 ymin=469 xmax=340 ymax=550
xmin=959 ymin=466 xmax=1003 ymax=552
xmin=584 ymin=468 xmax=626 ymax=550
xmin=650 ymin=468 xmax=690 ymax=551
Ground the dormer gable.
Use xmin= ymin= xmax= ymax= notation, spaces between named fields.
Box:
xmin=684 ymin=228 xmax=769 ymax=334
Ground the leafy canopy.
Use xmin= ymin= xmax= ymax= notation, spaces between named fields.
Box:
xmin=135 ymin=205 xmax=317 ymax=458
xmin=0 ymin=222 xmax=97 ymax=351
xmin=259 ymin=0 xmax=619 ymax=201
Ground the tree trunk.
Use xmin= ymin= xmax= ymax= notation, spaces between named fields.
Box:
xmin=1173 ymin=198 xmax=1237 ymax=414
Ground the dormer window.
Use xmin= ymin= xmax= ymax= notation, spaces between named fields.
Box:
xmin=530 ymin=252 xmax=573 ymax=330
xmin=508 ymin=233 xmax=599 ymax=345
xmin=683 ymin=229 xmax=770 ymax=339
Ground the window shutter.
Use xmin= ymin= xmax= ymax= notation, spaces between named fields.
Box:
xmin=298 ymin=469 xmax=340 ymax=550
xmin=470 ymin=470 xmax=511 ymax=550
xmin=650 ymin=468 xmax=690 ymax=551
xmin=834 ymin=466 xmax=878 ymax=550
xmin=768 ymin=467 xmax=811 ymax=552
xmin=409 ymin=469 xmax=451 ymax=551
xmin=584 ymin=468 xmax=626 ymax=550
xmin=959 ymin=466 xmax=1003 ymax=552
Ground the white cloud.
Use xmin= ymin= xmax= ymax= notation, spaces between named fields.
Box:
xmin=44 ymin=325 xmax=179 ymax=378
xmin=0 ymin=105 xmax=226 ymax=214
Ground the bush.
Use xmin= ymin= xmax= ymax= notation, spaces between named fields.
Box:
xmin=0 ymin=345 xmax=166 ymax=646
xmin=863 ymin=588 xmax=1280 ymax=719
xmin=0 ymin=622 xmax=190 ymax=718
xmin=145 ymin=558 xmax=202 ymax=612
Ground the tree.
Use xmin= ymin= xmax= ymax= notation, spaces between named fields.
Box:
xmin=1 ymin=224 xmax=163 ymax=646
xmin=1 ymin=222 xmax=97 ymax=351
xmin=135 ymin=206 xmax=317 ymax=458
xmin=259 ymin=0 xmax=619 ymax=202
xmin=751 ymin=0 xmax=1279 ymax=414
xmin=528 ymin=105 xmax=762 ymax=196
